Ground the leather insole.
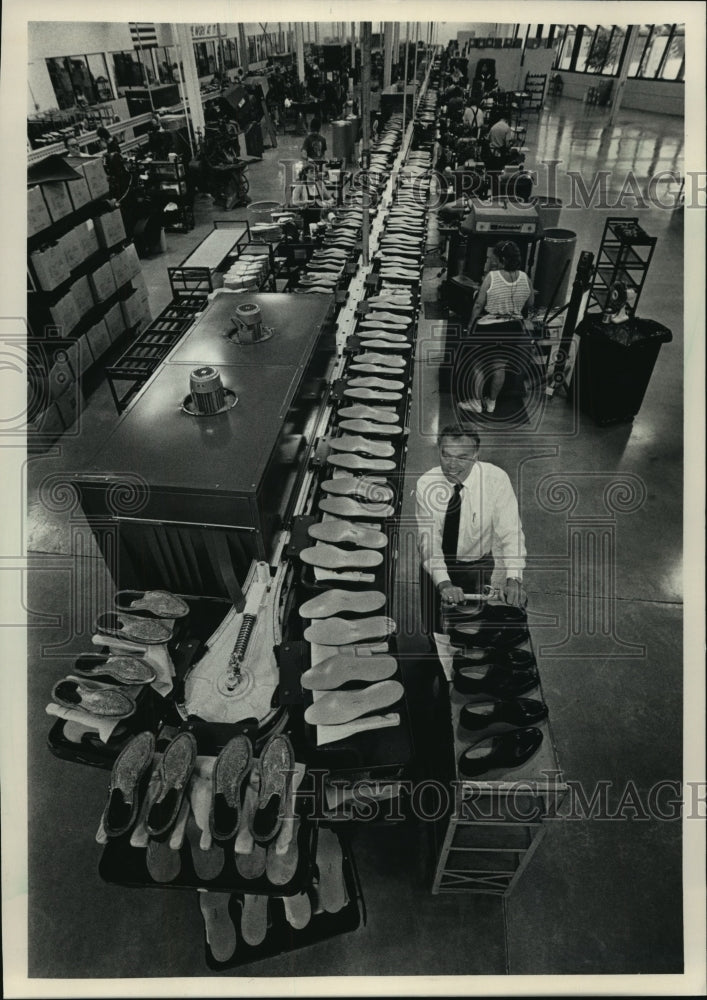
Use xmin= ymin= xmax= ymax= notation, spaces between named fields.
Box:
xmin=352 ymin=353 xmax=405 ymax=368
xmin=307 ymin=518 xmax=388 ymax=548
xmin=299 ymin=589 xmax=387 ymax=619
xmin=319 ymin=495 xmax=395 ymax=519
xmin=346 ymin=377 xmax=405 ymax=392
xmin=336 ymin=403 xmax=400 ymax=422
xmin=337 ymin=418 xmax=403 ymax=436
xmin=327 ymin=453 xmax=397 ymax=472
xmin=304 ymin=679 xmax=403 ymax=725
xmin=300 ymin=652 xmax=397 ymax=688
xmin=356 ymin=331 xmax=410 ymax=344
xmin=304 ymin=615 xmax=396 ymax=647
xmin=328 ymin=434 xmax=395 ymax=457
xmin=360 ymin=340 xmax=412 ymax=351
xmin=362 ymin=312 xmax=410 ymax=325
xmin=348 ymin=364 xmax=409 ymax=377
xmin=320 ymin=475 xmax=394 ymax=500
xmin=342 ymin=387 xmax=402 ymax=403
xmin=300 ymin=543 xmax=383 ymax=569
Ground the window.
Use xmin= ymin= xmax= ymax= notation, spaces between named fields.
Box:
xmin=556 ymin=26 xmax=577 ymax=70
xmin=45 ymin=53 xmax=114 ymax=109
xmin=194 ymin=40 xmax=217 ymax=78
xmin=112 ymin=50 xmax=147 ymax=91
xmin=574 ymin=25 xmax=598 ymax=72
xmin=629 ymin=24 xmax=685 ymax=80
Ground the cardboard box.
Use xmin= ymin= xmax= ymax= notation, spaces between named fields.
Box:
xmin=58 ymin=228 xmax=84 ymax=272
xmin=103 ymin=302 xmax=125 ymax=343
xmin=94 ymin=208 xmax=126 ymax=249
xmin=48 ymin=291 xmax=80 ymax=335
xmin=86 ymin=319 xmax=111 ymax=362
xmin=54 ymin=380 xmax=84 ymax=430
xmin=109 ymin=248 xmax=131 ymax=289
xmin=80 ymin=156 xmax=110 ymax=201
xmin=74 ymin=218 xmax=100 ymax=259
xmin=30 ymin=242 xmax=70 ymax=292
xmin=89 ymin=261 xmax=117 ymax=303
xmin=28 ymin=185 xmax=52 ymax=237
xmin=122 ymin=243 xmax=141 ymax=281
xmin=70 ymin=274 xmax=95 ymax=315
xmin=42 ymin=181 xmax=73 ymax=223
xmin=65 ymin=169 xmax=92 ymax=210
xmin=120 ymin=288 xmax=150 ymax=328
xmin=74 ymin=335 xmax=92 ymax=375
xmin=47 ymin=353 xmax=75 ymax=401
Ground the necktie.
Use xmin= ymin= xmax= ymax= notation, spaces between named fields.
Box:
xmin=442 ymin=483 xmax=463 ymax=562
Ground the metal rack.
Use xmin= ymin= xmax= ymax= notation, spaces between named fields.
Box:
xmin=586 ymin=217 xmax=657 ymax=317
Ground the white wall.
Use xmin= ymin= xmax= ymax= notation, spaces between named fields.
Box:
xmin=462 ymin=45 xmax=555 ymax=92
xmin=555 ymin=70 xmax=684 ymax=116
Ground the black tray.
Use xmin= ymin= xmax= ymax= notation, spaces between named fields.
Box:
xmin=99 ymin=801 xmax=316 ymax=896
xmin=203 ymin=835 xmax=364 ymax=970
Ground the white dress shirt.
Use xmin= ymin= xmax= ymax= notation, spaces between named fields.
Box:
xmin=415 ymin=460 xmax=526 ymax=589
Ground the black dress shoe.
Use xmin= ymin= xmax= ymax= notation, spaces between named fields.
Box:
xmin=482 ymin=604 xmax=528 ymax=626
xmin=460 ymin=697 xmax=548 ymax=732
xmin=452 ymin=656 xmax=539 ymax=698
xmin=449 ymin=624 xmax=529 ymax=650
xmin=458 ymin=727 xmax=543 ymax=777
xmin=452 ymin=647 xmax=536 ymax=671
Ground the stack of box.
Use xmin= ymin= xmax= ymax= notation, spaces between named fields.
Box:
xmin=223 ymin=250 xmax=270 ymax=290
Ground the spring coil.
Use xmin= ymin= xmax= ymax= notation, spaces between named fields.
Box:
xmin=230 ymin=614 xmax=257 ymax=667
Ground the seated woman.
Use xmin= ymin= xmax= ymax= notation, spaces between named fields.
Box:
xmin=457 ymin=240 xmax=533 ymax=414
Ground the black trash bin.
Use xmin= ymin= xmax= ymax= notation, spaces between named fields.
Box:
xmin=570 ymin=315 xmax=672 ymax=425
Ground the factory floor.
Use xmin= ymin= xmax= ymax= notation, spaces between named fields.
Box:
xmin=24 ymin=97 xmax=688 ymax=984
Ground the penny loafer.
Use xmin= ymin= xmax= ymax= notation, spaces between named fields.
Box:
xmin=452 ymin=657 xmax=539 ymax=698
xmin=460 ymin=697 xmax=548 ymax=732
xmin=458 ymin=727 xmax=543 ymax=778
xmin=448 ymin=624 xmax=529 ymax=650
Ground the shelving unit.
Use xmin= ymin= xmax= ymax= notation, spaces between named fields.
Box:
xmin=139 ymin=158 xmax=194 ymax=232
xmin=586 ymin=216 xmax=657 ymax=316
xmin=431 ymin=638 xmax=567 ymax=897
xmin=27 ymin=154 xmax=152 ymax=447
xmin=523 ymin=72 xmax=547 ymax=116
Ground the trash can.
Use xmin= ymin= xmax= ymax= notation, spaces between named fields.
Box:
xmin=248 ymin=200 xmax=281 ymax=226
xmin=570 ymin=315 xmax=673 ymax=425
xmin=534 ymin=228 xmax=577 ymax=308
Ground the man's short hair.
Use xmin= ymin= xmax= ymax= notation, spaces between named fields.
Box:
xmin=437 ymin=425 xmax=480 ymax=450
xmin=309 ymin=118 xmax=321 ymax=132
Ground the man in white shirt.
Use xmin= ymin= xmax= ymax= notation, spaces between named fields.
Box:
xmin=415 ymin=425 xmax=526 ymax=634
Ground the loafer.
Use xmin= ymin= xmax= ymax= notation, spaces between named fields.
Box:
xmin=458 ymin=727 xmax=543 ymax=778
xmin=460 ymin=697 xmax=548 ymax=732
xmin=94 ymin=612 xmax=172 ymax=645
xmin=210 ymin=735 xmax=254 ymax=841
xmin=482 ymin=604 xmax=528 ymax=625
xmin=52 ymin=676 xmax=136 ymax=719
xmin=114 ymin=590 xmax=189 ymax=619
xmin=452 ymin=657 xmax=539 ymax=698
xmin=72 ymin=653 xmax=156 ymax=686
xmin=146 ymin=732 xmax=198 ymax=837
xmin=249 ymin=734 xmax=295 ymax=844
xmin=448 ymin=624 xmax=529 ymax=650
xmin=101 ymin=731 xmax=155 ymax=837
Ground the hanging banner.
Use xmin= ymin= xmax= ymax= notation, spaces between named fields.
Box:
xmin=190 ymin=24 xmax=222 ymax=40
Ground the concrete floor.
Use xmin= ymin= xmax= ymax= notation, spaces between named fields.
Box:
xmin=25 ymin=97 xmax=686 ymax=982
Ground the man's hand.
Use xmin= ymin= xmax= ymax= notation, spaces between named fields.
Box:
xmin=439 ymin=581 xmax=465 ymax=607
xmin=504 ymin=578 xmax=527 ymax=608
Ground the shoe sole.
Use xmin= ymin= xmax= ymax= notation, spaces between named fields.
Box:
xmin=299 ymin=589 xmax=387 ymax=620
xmin=329 ymin=434 xmax=397 ymax=454
xmin=304 ymin=615 xmax=396 ymax=647
xmin=319 ymin=497 xmax=395 ymax=519
xmin=301 ymin=653 xmax=397 ymax=691
xmin=307 ymin=521 xmax=388 ymax=549
xmin=94 ymin=612 xmax=172 ymax=645
xmin=305 ymin=679 xmax=404 ymax=726
xmin=300 ymin=545 xmax=383 ymax=570
xmin=73 ymin=653 xmax=155 ymax=685
xmin=52 ymin=678 xmax=136 ymax=719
